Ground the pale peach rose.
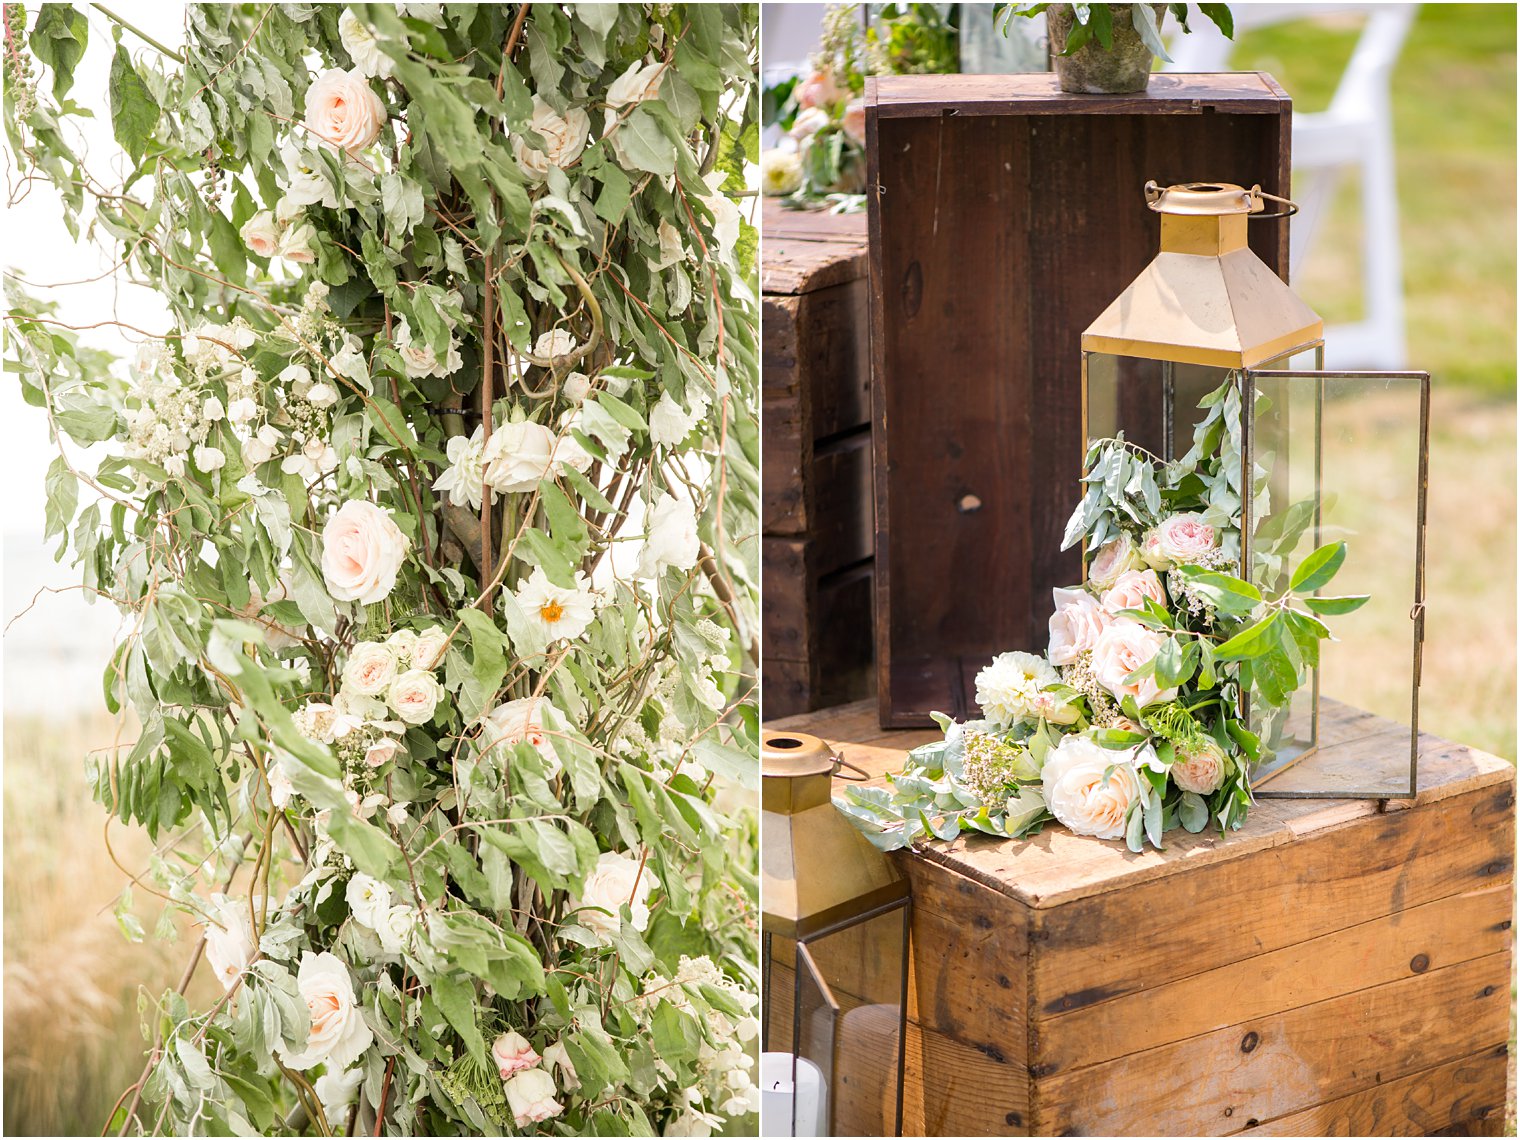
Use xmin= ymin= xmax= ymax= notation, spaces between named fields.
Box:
xmin=1090 ymin=620 xmax=1176 ymax=708
xmin=1141 ymin=512 xmax=1218 ymax=570
xmin=1047 ymin=586 xmax=1112 ymax=666
xmin=240 ymin=211 xmax=279 ymax=258
xmin=278 ymin=951 xmax=374 ymax=1071
xmin=321 ymin=500 xmax=409 ymax=605
xmin=388 ymin=669 xmax=442 ymax=725
xmin=1041 ymin=734 xmax=1142 ymax=840
xmin=1087 ymin=534 xmax=1147 ymax=590
xmin=364 ymin=737 xmax=399 ymax=768
xmin=1101 ymin=569 xmax=1168 ymax=615
xmin=1172 ymin=737 xmax=1228 ymax=794
xmin=483 ymin=697 xmax=562 ymax=775
xmin=841 ymin=99 xmax=866 ymax=145
xmin=341 ymin=641 xmax=399 ymax=697
xmin=304 ymin=68 xmax=386 ymax=154
xmin=410 ymin=627 xmax=449 ymax=671
xmin=795 ymin=69 xmax=843 ymax=110
xmin=491 ymin=1030 xmax=540 ymax=1079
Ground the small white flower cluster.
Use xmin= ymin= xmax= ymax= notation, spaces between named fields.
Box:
xmin=635 ymin=955 xmax=760 ymax=1128
xmin=1166 ymin=546 xmax=1235 ymax=624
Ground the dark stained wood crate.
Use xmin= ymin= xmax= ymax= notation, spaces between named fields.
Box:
xmin=767 ymin=697 xmax=1517 ymax=1137
xmin=762 ymin=200 xmax=876 ymax=718
xmin=866 ymin=72 xmax=1295 ymax=727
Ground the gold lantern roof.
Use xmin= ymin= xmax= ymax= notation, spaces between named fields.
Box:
xmin=1082 ymin=181 xmax=1324 ymax=369
xmin=761 ymin=732 xmax=907 ymax=940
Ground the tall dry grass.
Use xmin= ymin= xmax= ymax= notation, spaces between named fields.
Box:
xmin=3 ymin=713 xmax=212 ymax=1137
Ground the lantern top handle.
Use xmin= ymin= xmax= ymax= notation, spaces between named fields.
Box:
xmin=1144 ymin=180 xmax=1299 ymax=220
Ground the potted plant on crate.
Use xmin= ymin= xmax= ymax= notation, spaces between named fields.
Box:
xmin=998 ymin=3 xmax=1235 ymax=93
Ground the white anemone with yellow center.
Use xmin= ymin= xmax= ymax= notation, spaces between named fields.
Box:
xmin=514 ymin=566 xmax=598 ymax=644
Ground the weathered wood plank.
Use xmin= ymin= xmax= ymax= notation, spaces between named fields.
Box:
xmin=1030 ymin=952 xmax=1512 ymax=1136
xmin=870 ymin=71 xmax=1286 ymax=117
xmin=1232 ymin=1045 xmax=1511 ymax=1137
xmin=1032 ymin=883 xmax=1515 ymax=1076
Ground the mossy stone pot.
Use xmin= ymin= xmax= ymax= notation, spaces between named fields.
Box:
xmin=1046 ymin=4 xmax=1165 ymax=94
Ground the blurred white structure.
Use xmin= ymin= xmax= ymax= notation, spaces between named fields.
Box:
xmin=1167 ymin=4 xmax=1417 ymax=370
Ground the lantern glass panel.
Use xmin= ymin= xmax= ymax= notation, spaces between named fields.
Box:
xmin=1245 ymin=369 xmax=1429 ymax=798
xmin=793 ymin=943 xmax=837 ymax=1136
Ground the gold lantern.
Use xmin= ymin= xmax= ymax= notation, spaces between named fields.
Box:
xmin=1081 ymin=181 xmax=1429 ymax=797
xmin=761 ymin=731 xmax=909 ymax=1136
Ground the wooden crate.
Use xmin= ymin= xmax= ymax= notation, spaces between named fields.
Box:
xmin=765 ymin=698 xmax=1516 ymax=1137
xmin=762 ymin=201 xmax=875 ymax=718
xmin=866 ymin=73 xmax=1295 ymax=727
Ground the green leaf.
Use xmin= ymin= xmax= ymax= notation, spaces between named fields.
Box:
xmin=108 ymin=46 xmax=159 ymax=163
xmin=1130 ymin=2 xmax=1173 ymax=62
xmin=1302 ymin=594 xmax=1371 ymax=617
xmin=43 ymin=453 xmax=77 ymax=549
xmin=1290 ymin=541 xmax=1347 ymax=593
xmin=431 ymin=972 xmax=488 ymax=1067
xmin=615 ymin=107 xmax=676 ymax=176
xmin=30 ymin=4 xmax=89 ymax=98
xmin=1178 ymin=791 xmax=1208 ymax=833
xmin=1178 ymin=568 xmax=1261 ymax=617
xmin=456 ymin=608 xmax=508 ymax=723
xmin=1214 ymin=611 xmax=1283 ymax=662
xmin=1198 ymin=3 xmax=1235 ymax=37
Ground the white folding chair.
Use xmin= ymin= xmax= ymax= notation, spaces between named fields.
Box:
xmin=1167 ymin=4 xmax=1417 ymax=369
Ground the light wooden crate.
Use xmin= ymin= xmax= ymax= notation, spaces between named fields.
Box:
xmin=766 ymin=698 xmax=1516 ymax=1137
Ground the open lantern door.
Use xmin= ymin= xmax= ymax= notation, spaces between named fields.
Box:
xmin=1082 ymin=181 xmax=1429 ymax=798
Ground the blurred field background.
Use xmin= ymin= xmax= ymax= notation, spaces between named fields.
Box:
xmin=3 ymin=3 xmax=1514 ymax=1137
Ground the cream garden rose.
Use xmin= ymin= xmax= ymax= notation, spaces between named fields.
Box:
xmin=342 ymin=641 xmax=399 ymax=697
xmin=606 ymin=59 xmax=664 ymax=107
xmin=1172 ymin=737 xmax=1228 ymax=794
xmin=482 ymin=419 xmax=556 ymax=494
xmin=321 ymin=500 xmax=409 ymax=605
xmin=1141 ymin=512 xmax=1218 ymax=570
xmin=504 ymin=1068 xmax=564 ymax=1127
xmin=513 ymin=96 xmax=590 ymax=180
xmin=388 ymin=669 xmax=443 ymax=725
xmin=279 ymin=951 xmax=374 ymax=1071
xmin=1087 ymin=533 xmax=1146 ymax=589
xmin=571 ymin=850 xmax=655 ymax=941
xmin=304 ymin=68 xmax=386 ymax=154
xmin=1047 ymin=586 xmax=1110 ymax=666
xmin=1041 ymin=734 xmax=1142 ymax=840
xmin=1090 ymin=619 xmax=1176 ymax=708
xmin=484 ymin=697 xmax=562 ymax=773
xmin=410 ymin=627 xmax=449 ymax=671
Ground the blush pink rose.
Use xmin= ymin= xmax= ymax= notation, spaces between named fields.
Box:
xmin=491 ymin=1030 xmax=540 ymax=1079
xmin=795 ymin=70 xmax=844 ymax=110
xmin=321 ymin=500 xmax=409 ymax=605
xmin=1172 ymin=738 xmax=1228 ymax=794
xmin=1141 ymin=513 xmax=1218 ymax=570
xmin=1047 ymin=586 xmax=1111 ymax=666
xmin=304 ymin=68 xmax=386 ymax=154
xmin=1101 ymin=569 xmax=1168 ymax=616
xmin=1090 ymin=620 xmax=1176 ymax=708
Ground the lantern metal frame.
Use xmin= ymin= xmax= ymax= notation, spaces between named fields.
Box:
xmin=1078 ymin=181 xmax=1429 ymax=800
xmin=761 ymin=731 xmax=911 ymax=1137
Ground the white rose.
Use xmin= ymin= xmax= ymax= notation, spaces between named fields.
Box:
xmin=649 ymin=388 xmax=709 ymax=447
xmin=278 ymin=951 xmax=374 ymax=1071
xmin=482 ymin=419 xmax=556 ymax=494
xmin=570 ymin=850 xmax=655 ymax=942
xmin=563 ymin=372 xmax=592 ymax=403
xmin=374 ymin=903 xmax=416 ymax=954
xmin=345 ymin=873 xmax=392 ymax=929
xmin=341 ymin=641 xmax=398 ymax=696
xmin=513 ymin=95 xmax=590 ymax=181
xmin=204 ymin=894 xmax=255 ymax=992
xmin=607 ymin=59 xmax=665 ymax=107
xmin=432 ymin=425 xmax=488 ymax=510
xmin=491 ymin=1029 xmax=540 ymax=1078
xmin=240 ymin=211 xmax=280 ymax=258
xmin=321 ymin=500 xmax=409 ymax=605
xmin=504 ymin=1068 xmax=564 ymax=1128
xmin=698 ymin=171 xmax=741 ymax=262
xmin=1141 ymin=512 xmax=1218 ymax=570
xmin=314 ymin=1067 xmax=364 ymax=1130
xmin=533 ymin=328 xmax=577 ymax=361
xmin=304 ymin=68 xmax=387 ymax=154
xmin=1172 ymin=737 xmax=1228 ymax=795
xmin=543 ymin=1039 xmax=579 ymax=1090
xmin=636 ymin=492 xmax=700 ymax=578
xmin=760 ymin=149 xmax=803 ymax=196
xmin=1041 ymin=734 xmax=1142 ymax=840
xmin=338 ymin=10 xmax=394 ymax=79
xmin=410 ymin=627 xmax=448 ymax=670
xmin=1047 ymin=586 xmax=1111 ymax=666
xmin=193 ymin=445 xmax=226 ymax=473
xmin=1090 ymin=619 xmax=1176 ymax=708
xmin=385 ymin=628 xmax=418 ymax=660
xmin=483 ymin=697 xmax=562 ymax=774
xmin=388 ymin=668 xmax=442 ymax=725
xmin=1101 ymin=569 xmax=1168 ymax=616
xmin=1088 ymin=533 xmax=1146 ymax=590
